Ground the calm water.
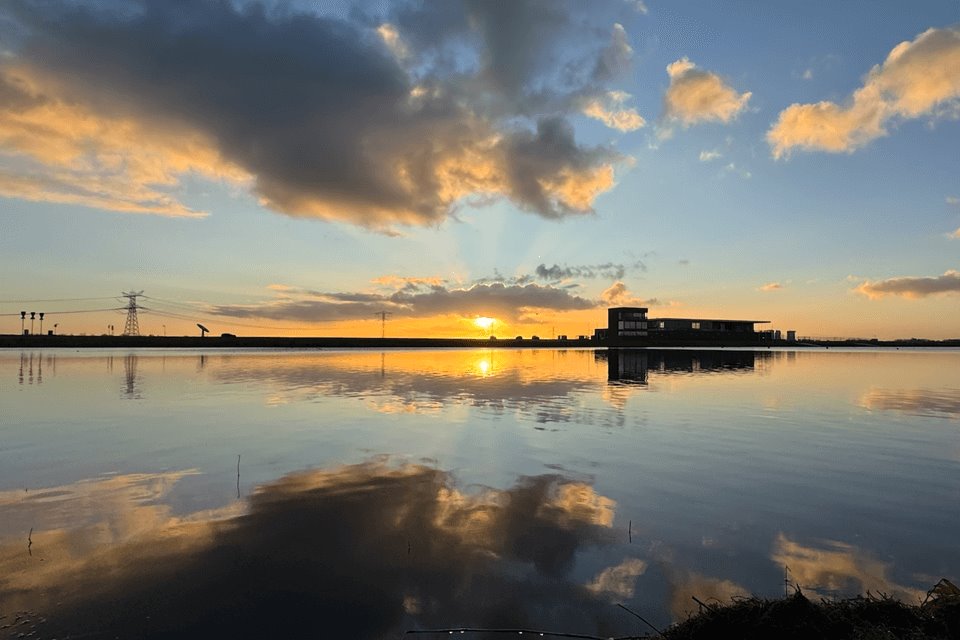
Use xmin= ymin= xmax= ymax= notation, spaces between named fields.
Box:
xmin=1 ymin=348 xmax=958 ymax=638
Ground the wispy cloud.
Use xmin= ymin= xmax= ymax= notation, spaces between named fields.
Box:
xmin=534 ymin=260 xmax=645 ymax=282
xmin=768 ymin=26 xmax=960 ymax=158
xmin=663 ymin=58 xmax=751 ymax=126
xmin=698 ymin=150 xmax=722 ymax=162
xmin=580 ymin=90 xmax=645 ymax=131
xmin=758 ymin=282 xmax=783 ymax=292
xmin=211 ymin=280 xmax=598 ymax=323
xmin=854 ymin=269 xmax=960 ymax=299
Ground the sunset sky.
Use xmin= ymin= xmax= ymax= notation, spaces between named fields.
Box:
xmin=1 ymin=0 xmax=959 ymax=338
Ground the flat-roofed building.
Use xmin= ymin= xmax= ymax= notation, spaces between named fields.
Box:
xmin=608 ymin=307 xmax=648 ymax=338
xmin=648 ymin=318 xmax=767 ymax=333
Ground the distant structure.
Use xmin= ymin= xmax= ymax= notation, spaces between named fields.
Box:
xmin=121 ymin=291 xmax=143 ymax=336
xmin=597 ymin=308 xmax=769 ymax=346
xmin=608 ymin=307 xmax=649 ymax=339
xmin=787 ymin=330 xmax=797 ymax=342
xmin=373 ymin=311 xmax=392 ymax=338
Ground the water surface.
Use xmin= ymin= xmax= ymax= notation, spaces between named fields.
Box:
xmin=1 ymin=348 xmax=958 ymax=638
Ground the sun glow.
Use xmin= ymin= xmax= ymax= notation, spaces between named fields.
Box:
xmin=474 ymin=316 xmax=495 ymax=330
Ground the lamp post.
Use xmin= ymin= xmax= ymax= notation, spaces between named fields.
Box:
xmin=162 ymin=324 xmax=166 ymax=337
xmin=20 ymin=311 xmax=25 ymax=335
xmin=29 ymin=312 xmax=35 ymax=335
xmin=53 ymin=323 xmax=59 ymax=335
xmin=39 ymin=312 xmax=44 ymax=335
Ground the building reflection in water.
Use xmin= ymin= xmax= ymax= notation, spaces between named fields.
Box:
xmin=601 ymin=349 xmax=764 ymax=383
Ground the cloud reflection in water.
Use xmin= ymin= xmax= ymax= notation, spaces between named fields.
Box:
xmin=0 ymin=462 xmax=637 ymax=639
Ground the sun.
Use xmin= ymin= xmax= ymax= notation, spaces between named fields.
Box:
xmin=474 ymin=316 xmax=495 ymax=330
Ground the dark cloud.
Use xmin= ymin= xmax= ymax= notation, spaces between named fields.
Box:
xmin=2 ymin=0 xmax=630 ymax=230
xmin=592 ymin=22 xmax=633 ymax=81
xmin=535 ymin=259 xmax=645 ymax=282
xmin=211 ymin=281 xmax=597 ymax=322
xmin=854 ymin=270 xmax=960 ymax=299
xmin=0 ymin=462 xmax=633 ymax=639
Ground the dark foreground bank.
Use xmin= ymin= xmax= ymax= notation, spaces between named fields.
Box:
xmin=5 ymin=584 xmax=958 ymax=640
xmin=656 ymin=580 xmax=960 ymax=640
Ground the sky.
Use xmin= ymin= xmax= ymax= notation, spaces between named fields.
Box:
xmin=1 ymin=0 xmax=959 ymax=339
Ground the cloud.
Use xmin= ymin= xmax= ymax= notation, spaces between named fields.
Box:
xmin=0 ymin=0 xmax=629 ymax=231
xmin=860 ymin=388 xmax=960 ymax=419
xmin=211 ymin=280 xmax=597 ymax=323
xmin=580 ymin=90 xmax=646 ymax=131
xmin=758 ymin=282 xmax=783 ymax=292
xmin=534 ymin=260 xmax=645 ymax=282
xmin=0 ymin=462 xmax=635 ymax=638
xmin=600 ymin=281 xmax=654 ymax=306
xmin=585 ymin=557 xmax=647 ymax=599
xmin=593 ymin=23 xmax=633 ymax=81
xmin=663 ymin=57 xmax=751 ymax=126
xmin=854 ymin=269 xmax=960 ymax=299
xmin=768 ymin=26 xmax=960 ymax=158
xmin=723 ymin=162 xmax=751 ymax=179
xmin=698 ymin=149 xmax=722 ymax=162
xmin=948 ymin=196 xmax=960 ymax=205
xmin=771 ymin=533 xmax=923 ymax=602
xmin=802 ymin=68 xmax=814 ymax=80
xmin=952 ymin=227 xmax=960 ymax=239
xmin=625 ymin=0 xmax=648 ymax=14
xmin=0 ymin=69 xmax=245 ymax=216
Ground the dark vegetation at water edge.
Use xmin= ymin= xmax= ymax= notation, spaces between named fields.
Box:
xmin=405 ymin=581 xmax=960 ymax=640
xmin=657 ymin=580 xmax=960 ymax=640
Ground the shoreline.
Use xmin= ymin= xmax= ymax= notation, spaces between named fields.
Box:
xmin=1 ymin=334 xmax=958 ymax=349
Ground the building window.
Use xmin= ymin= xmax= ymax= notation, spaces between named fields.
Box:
xmin=692 ymin=322 xmax=700 ymax=330
xmin=659 ymin=321 xmax=665 ymax=329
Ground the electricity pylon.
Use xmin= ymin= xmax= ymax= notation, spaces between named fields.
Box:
xmin=373 ymin=311 xmax=392 ymax=338
xmin=121 ymin=291 xmax=143 ymax=336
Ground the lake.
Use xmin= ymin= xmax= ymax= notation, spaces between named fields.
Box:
xmin=1 ymin=347 xmax=958 ymax=639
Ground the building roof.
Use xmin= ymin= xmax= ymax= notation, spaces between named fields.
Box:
xmin=648 ymin=317 xmax=770 ymax=324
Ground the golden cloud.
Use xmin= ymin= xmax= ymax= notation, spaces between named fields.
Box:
xmin=854 ymin=269 xmax=960 ymax=299
xmin=663 ymin=58 xmax=751 ymax=126
xmin=0 ymin=69 xmax=248 ymax=216
xmin=3 ymin=2 xmax=627 ymax=232
xmin=768 ymin=26 xmax=960 ymax=157
xmin=759 ymin=282 xmax=783 ymax=292
xmin=771 ymin=533 xmax=924 ymax=602
xmin=586 ymin=557 xmax=648 ymax=599
xmin=581 ymin=90 xmax=646 ymax=132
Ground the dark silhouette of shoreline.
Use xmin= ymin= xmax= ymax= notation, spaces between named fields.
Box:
xmin=1 ymin=334 xmax=958 ymax=349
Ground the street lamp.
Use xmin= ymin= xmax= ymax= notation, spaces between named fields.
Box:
xmin=53 ymin=323 xmax=59 ymax=335
xmin=162 ymin=324 xmax=166 ymax=337
xmin=39 ymin=312 xmax=44 ymax=335
xmin=20 ymin=311 xmax=25 ymax=335
xmin=29 ymin=312 xmax=35 ymax=335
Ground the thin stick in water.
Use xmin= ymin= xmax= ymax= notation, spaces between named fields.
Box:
xmin=617 ymin=602 xmax=662 ymax=637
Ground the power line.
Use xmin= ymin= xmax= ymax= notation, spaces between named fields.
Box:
xmin=0 ymin=296 xmax=119 ymax=303
xmin=0 ymin=307 xmax=124 ymax=316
